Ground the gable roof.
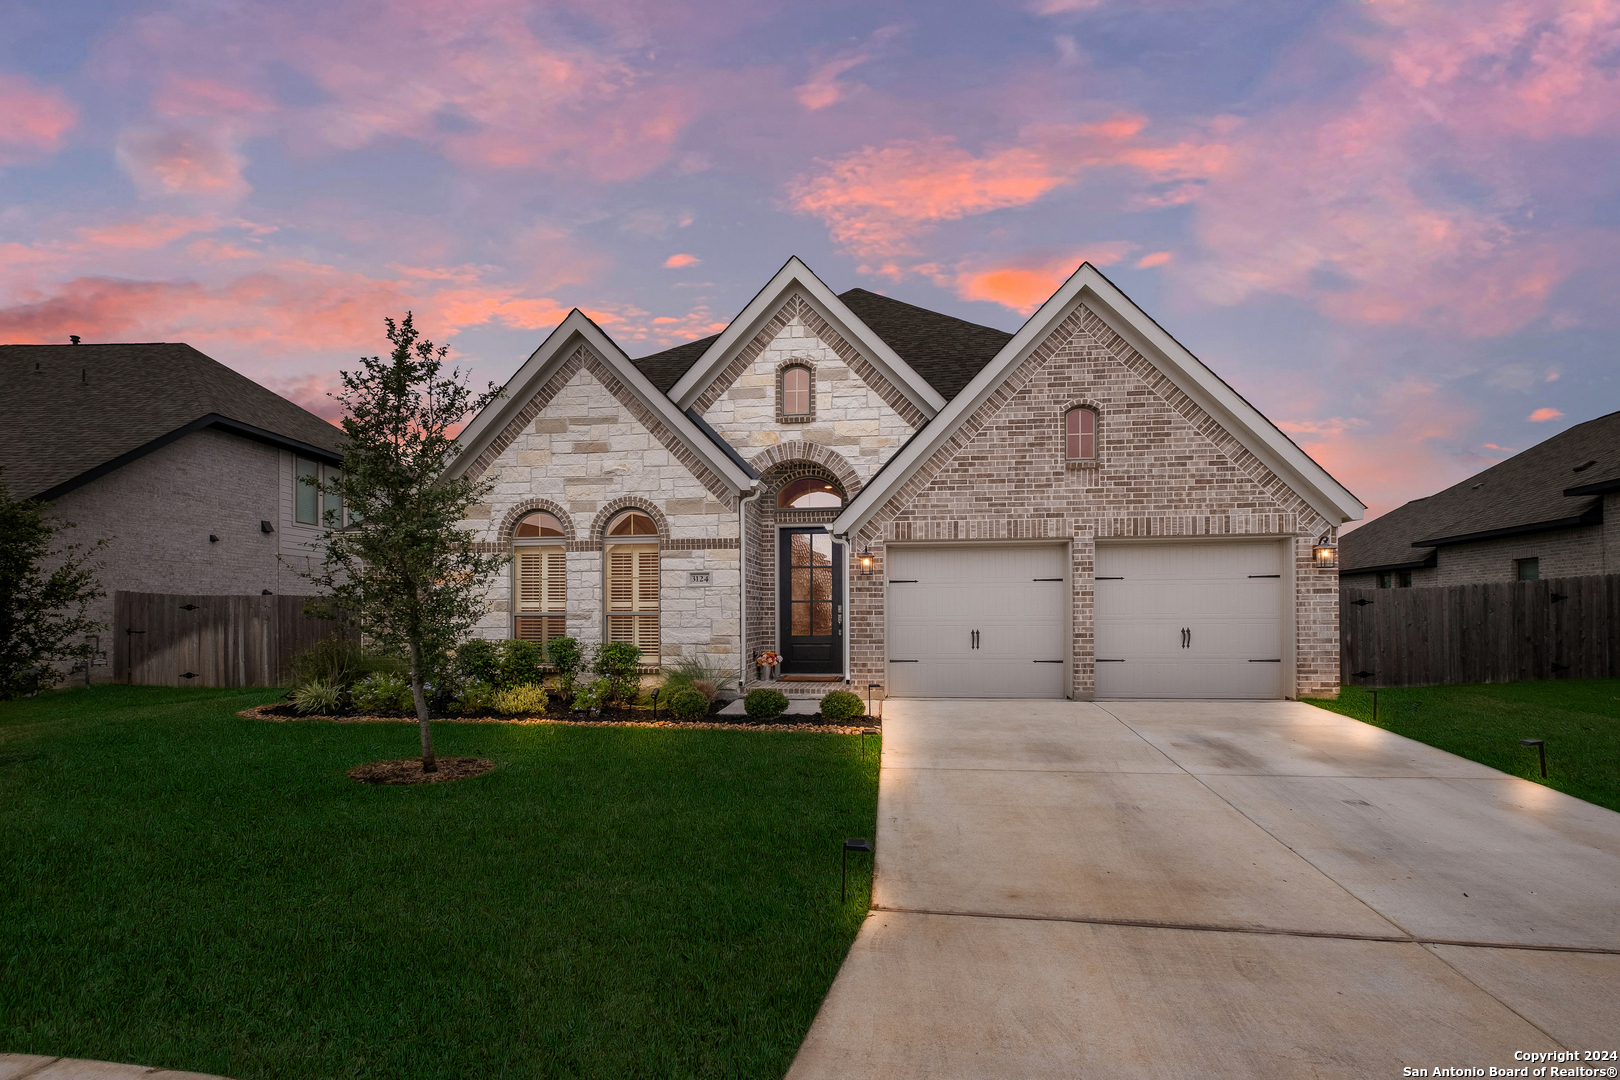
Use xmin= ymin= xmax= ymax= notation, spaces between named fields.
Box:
xmin=836 ymin=289 xmax=1012 ymax=401
xmin=664 ymin=257 xmax=948 ymax=417
xmin=0 ymin=342 xmax=345 ymax=502
xmin=632 ymin=289 xmax=1012 ymax=403
xmin=832 ymin=262 xmax=1366 ymax=538
xmin=1339 ymin=408 xmax=1620 ymax=573
xmin=444 ymin=310 xmax=755 ymax=493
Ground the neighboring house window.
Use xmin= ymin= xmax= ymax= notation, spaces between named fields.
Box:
xmin=513 ymin=512 xmax=566 ymax=643
xmin=295 ymin=457 xmax=319 ymax=524
xmin=1517 ymin=557 xmax=1540 ymax=581
xmin=1377 ymin=570 xmax=1411 ymax=588
xmin=777 ymin=477 xmax=843 ymax=509
xmin=1065 ymin=407 xmax=1097 ymax=461
xmin=781 ymin=365 xmax=811 ymax=418
xmin=605 ymin=511 xmax=659 ymax=657
xmin=324 ymin=472 xmax=344 ymax=528
xmin=1377 ymin=572 xmax=1390 ymax=589
xmin=1398 ymin=570 xmax=1411 ymax=588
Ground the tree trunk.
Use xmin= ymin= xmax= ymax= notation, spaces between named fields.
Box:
xmin=407 ymin=640 xmax=436 ymax=773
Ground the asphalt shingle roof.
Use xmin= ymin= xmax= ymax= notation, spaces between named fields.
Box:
xmin=630 ymin=288 xmax=1012 ymax=403
xmin=0 ymin=343 xmax=346 ymax=501
xmin=1339 ymin=409 xmax=1620 ymax=572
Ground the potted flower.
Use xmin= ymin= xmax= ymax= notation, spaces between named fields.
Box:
xmin=755 ymin=650 xmax=781 ymax=681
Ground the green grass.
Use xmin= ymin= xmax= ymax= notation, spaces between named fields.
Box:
xmin=0 ymin=685 xmax=880 ymax=1079
xmin=1304 ymin=679 xmax=1620 ymax=813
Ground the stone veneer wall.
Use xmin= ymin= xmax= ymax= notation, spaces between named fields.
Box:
xmin=459 ymin=348 xmax=741 ymax=663
xmin=698 ymin=294 xmax=920 ymax=482
xmin=845 ymin=300 xmax=1342 ymax=700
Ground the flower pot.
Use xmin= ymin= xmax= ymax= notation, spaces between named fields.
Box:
xmin=768 ymin=665 xmax=780 ymax=680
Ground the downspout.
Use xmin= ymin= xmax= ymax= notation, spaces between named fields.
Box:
xmin=738 ymin=485 xmax=763 ymax=689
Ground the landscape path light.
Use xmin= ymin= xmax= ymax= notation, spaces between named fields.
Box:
xmin=1519 ymin=738 xmax=1547 ymax=779
xmin=842 ymin=838 xmax=873 ymax=903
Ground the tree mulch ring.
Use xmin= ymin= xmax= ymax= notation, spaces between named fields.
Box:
xmin=241 ymin=702 xmax=878 ymax=735
xmin=348 ymin=757 xmax=496 ymax=785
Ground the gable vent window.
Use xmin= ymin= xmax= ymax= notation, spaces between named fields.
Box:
xmin=1065 ymin=407 xmax=1097 ymax=461
xmin=513 ymin=512 xmax=567 ymax=643
xmin=781 ymin=365 xmax=811 ymax=418
xmin=605 ymin=511 xmax=659 ymax=658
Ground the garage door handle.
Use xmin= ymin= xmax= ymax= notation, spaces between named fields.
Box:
xmin=1032 ymin=577 xmax=1063 ymax=582
xmin=1032 ymin=660 xmax=1063 ymax=663
xmin=1181 ymin=627 xmax=1190 ymax=648
xmin=889 ymin=579 xmax=918 ymax=583
xmin=1096 ymin=659 xmax=1125 ymax=663
xmin=1249 ymin=659 xmax=1282 ymax=663
xmin=890 ymin=659 xmax=919 ymax=663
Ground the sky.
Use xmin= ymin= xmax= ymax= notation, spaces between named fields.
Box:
xmin=3 ymin=0 xmax=1618 ymax=525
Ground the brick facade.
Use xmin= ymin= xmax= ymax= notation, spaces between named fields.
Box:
xmin=842 ymin=300 xmax=1340 ymax=700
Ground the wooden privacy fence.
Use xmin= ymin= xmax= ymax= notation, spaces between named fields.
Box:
xmin=115 ymin=591 xmax=357 ymax=688
xmin=1341 ymin=573 xmax=1620 ymax=688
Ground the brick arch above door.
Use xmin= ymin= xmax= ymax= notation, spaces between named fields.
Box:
xmin=747 ymin=442 xmax=863 ymax=499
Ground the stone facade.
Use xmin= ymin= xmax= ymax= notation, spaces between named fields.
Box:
xmin=841 ymin=301 xmax=1340 ymax=700
xmin=47 ymin=427 xmax=323 ymax=682
xmin=461 ymin=347 xmax=742 ymax=666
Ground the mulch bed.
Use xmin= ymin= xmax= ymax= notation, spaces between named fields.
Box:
xmin=348 ymin=757 xmax=496 ymax=785
xmin=239 ymin=702 xmax=879 ymax=736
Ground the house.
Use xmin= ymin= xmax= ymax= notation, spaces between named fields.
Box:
xmin=1339 ymin=409 xmax=1620 ymax=588
xmin=0 ymin=342 xmax=347 ymax=681
xmin=446 ymin=259 xmax=1363 ymax=700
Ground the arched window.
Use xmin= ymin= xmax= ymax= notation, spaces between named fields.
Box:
xmin=1065 ymin=407 xmax=1097 ymax=461
xmin=777 ymin=477 xmax=843 ymax=509
xmin=781 ymin=365 xmax=811 ymax=418
xmin=604 ymin=510 xmax=659 ymax=657
xmin=513 ymin=513 xmax=566 ymax=643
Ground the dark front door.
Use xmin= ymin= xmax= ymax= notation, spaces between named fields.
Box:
xmin=779 ymin=529 xmax=843 ymax=674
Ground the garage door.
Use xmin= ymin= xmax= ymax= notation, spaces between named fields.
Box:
xmin=887 ymin=545 xmax=1067 ymax=698
xmin=1095 ymin=541 xmax=1285 ymax=699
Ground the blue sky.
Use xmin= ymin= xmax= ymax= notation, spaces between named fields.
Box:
xmin=3 ymin=0 xmax=1618 ymax=522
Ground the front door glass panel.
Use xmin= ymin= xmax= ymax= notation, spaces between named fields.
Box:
xmin=779 ymin=529 xmax=841 ymax=673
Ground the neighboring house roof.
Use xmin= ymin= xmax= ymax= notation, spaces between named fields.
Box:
xmin=0 ymin=342 xmax=346 ymax=502
xmin=1339 ymin=408 xmax=1620 ymax=573
xmin=632 ymin=287 xmax=1012 ymax=403
xmin=664 ymin=257 xmax=948 ymax=417
xmin=836 ymin=288 xmax=1012 ymax=401
xmin=833 ymin=263 xmax=1367 ymax=538
xmin=445 ymin=310 xmax=756 ymax=494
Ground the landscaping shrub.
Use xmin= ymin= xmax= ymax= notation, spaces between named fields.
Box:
xmin=500 ymin=639 xmax=545 ymax=689
xmin=818 ymin=690 xmax=864 ymax=722
xmin=453 ymin=678 xmax=496 ymax=713
xmin=545 ymin=636 xmax=584 ymax=696
xmin=351 ymin=672 xmax=410 ymax=714
xmin=492 ymin=683 xmax=549 ymax=717
xmin=452 ymin=639 xmax=501 ymax=687
xmin=660 ymin=655 xmax=738 ymax=696
xmin=291 ymin=680 xmax=343 ymax=716
xmin=571 ymin=678 xmax=611 ymax=713
xmin=744 ymin=688 xmax=789 ymax=719
xmin=667 ymin=687 xmax=710 ymax=720
xmin=288 ymin=637 xmax=405 ymax=689
xmin=691 ymin=679 xmax=718 ymax=704
xmin=594 ymin=642 xmax=642 ymax=704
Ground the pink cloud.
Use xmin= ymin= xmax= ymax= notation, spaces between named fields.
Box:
xmin=788 ymin=117 xmax=1228 ymax=260
xmin=152 ymin=76 xmax=277 ymax=119
xmin=1135 ymin=251 xmax=1173 ymax=268
xmin=76 ymin=215 xmax=220 ymax=251
xmin=116 ymin=127 xmax=249 ymax=199
xmin=0 ymin=74 xmax=77 ymax=165
xmin=946 ymin=243 xmax=1135 ymax=314
xmin=663 ymin=253 xmax=700 ymax=268
xmin=794 ymin=26 xmax=902 ymax=111
xmin=1527 ymin=407 xmax=1564 ymax=421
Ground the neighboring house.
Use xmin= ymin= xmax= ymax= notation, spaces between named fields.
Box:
xmin=447 ymin=258 xmax=1363 ymax=700
xmin=1340 ymin=409 xmax=1620 ymax=589
xmin=0 ymin=342 xmax=347 ymax=680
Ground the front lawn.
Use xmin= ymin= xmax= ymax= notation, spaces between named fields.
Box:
xmin=0 ymin=685 xmax=880 ymax=1079
xmin=1305 ymin=679 xmax=1620 ymax=813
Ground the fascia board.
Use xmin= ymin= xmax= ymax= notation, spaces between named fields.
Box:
xmin=447 ymin=311 xmax=753 ymax=491
xmin=668 ymin=257 xmax=945 ymax=416
xmin=834 ymin=264 xmax=1365 ymax=537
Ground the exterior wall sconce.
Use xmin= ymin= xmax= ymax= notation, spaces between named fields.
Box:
xmin=1312 ymin=534 xmax=1338 ymax=569
xmin=858 ymin=545 xmax=874 ymax=576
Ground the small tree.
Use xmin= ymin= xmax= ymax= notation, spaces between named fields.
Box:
xmin=0 ymin=470 xmax=108 ymax=699
xmin=308 ymin=314 xmax=505 ymax=772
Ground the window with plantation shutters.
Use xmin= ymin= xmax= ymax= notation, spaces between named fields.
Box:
xmin=513 ymin=547 xmax=566 ymax=643
xmin=606 ymin=543 xmax=659 ymax=656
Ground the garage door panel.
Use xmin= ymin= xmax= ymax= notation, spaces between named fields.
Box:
xmin=888 ymin=545 xmax=1067 ymax=699
xmin=1095 ymin=541 xmax=1285 ymax=700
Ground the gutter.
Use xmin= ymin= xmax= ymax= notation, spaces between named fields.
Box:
xmin=1564 ymin=476 xmax=1620 ymax=497
xmin=738 ymin=485 xmax=764 ymax=689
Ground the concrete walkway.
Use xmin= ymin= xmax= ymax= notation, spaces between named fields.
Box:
xmin=0 ymin=1057 xmax=231 ymax=1080
xmin=788 ymin=699 xmax=1620 ymax=1079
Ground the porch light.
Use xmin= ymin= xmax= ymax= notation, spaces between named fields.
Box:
xmin=859 ymin=545 xmax=873 ymax=576
xmin=1312 ymin=534 xmax=1338 ymax=569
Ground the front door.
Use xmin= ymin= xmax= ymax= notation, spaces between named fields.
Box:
xmin=778 ymin=529 xmax=843 ymax=674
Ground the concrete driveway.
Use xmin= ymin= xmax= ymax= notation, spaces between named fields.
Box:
xmin=787 ymin=700 xmax=1620 ymax=1079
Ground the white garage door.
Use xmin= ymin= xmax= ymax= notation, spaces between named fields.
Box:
xmin=887 ymin=545 xmax=1067 ymax=698
xmin=1095 ymin=541 xmax=1285 ymax=699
